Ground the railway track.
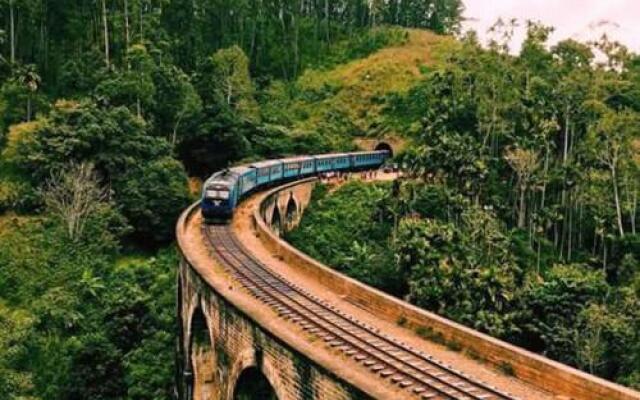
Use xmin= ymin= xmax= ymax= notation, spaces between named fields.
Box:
xmin=205 ymin=223 xmax=520 ymax=400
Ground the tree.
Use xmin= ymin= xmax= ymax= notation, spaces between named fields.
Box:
xmin=0 ymin=303 xmax=35 ymax=400
xmin=6 ymin=100 xmax=170 ymax=183
xmin=0 ymin=64 xmax=45 ymax=127
xmin=115 ymin=157 xmax=190 ymax=243
xmin=587 ymin=109 xmax=639 ymax=237
xmin=96 ymin=45 xmax=156 ymax=117
xmin=152 ymin=63 xmax=201 ymax=146
xmin=42 ymin=162 xmax=109 ymax=241
xmin=394 ymin=209 xmax=522 ymax=337
xmin=519 ymin=264 xmax=609 ymax=361
xmin=574 ymin=304 xmax=609 ymax=375
xmin=504 ymin=146 xmax=540 ymax=229
xmin=199 ymin=45 xmax=258 ymax=119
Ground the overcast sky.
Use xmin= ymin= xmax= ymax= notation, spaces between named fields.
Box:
xmin=461 ymin=0 xmax=640 ymax=54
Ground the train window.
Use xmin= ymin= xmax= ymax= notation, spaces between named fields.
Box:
xmin=206 ymin=189 xmax=229 ymax=199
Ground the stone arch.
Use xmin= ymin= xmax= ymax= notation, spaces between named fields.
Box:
xmin=375 ymin=141 xmax=393 ymax=157
xmin=232 ymin=367 xmax=278 ymax=400
xmin=189 ymin=305 xmax=215 ymax=400
xmin=227 ymin=349 xmax=283 ymax=400
xmin=270 ymin=206 xmax=283 ymax=236
xmin=285 ymin=194 xmax=298 ymax=227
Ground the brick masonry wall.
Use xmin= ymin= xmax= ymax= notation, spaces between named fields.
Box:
xmin=177 ymin=250 xmax=371 ymax=400
xmin=254 ymin=179 xmax=640 ymax=400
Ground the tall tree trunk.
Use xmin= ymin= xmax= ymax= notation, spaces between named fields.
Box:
xmin=568 ymin=192 xmax=573 ymax=261
xmin=560 ymin=108 xmax=570 ymax=257
xmin=632 ymin=185 xmax=638 ymax=235
xmin=563 ymin=106 xmax=570 ymax=164
xmin=602 ymin=236 xmax=607 ymax=272
xmin=625 ymin=175 xmax=637 ymax=235
xmin=124 ymin=0 xmax=130 ymax=49
xmin=10 ymin=0 xmax=16 ymax=64
xmin=26 ymin=96 xmax=32 ymax=122
xmin=102 ymin=0 xmax=110 ymax=66
xmin=278 ymin=4 xmax=289 ymax=80
xmin=172 ymin=113 xmax=184 ymax=147
xmin=610 ymin=165 xmax=625 ymax=237
xmin=139 ymin=0 xmax=144 ymax=41
xmin=324 ymin=0 xmax=330 ymax=42
xmin=518 ymin=183 xmax=526 ymax=229
xmin=292 ymin=3 xmax=299 ymax=78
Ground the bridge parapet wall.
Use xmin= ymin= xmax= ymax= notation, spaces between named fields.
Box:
xmin=176 ymin=202 xmax=374 ymax=400
xmin=254 ymin=180 xmax=640 ymax=400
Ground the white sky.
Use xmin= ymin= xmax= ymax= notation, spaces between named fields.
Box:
xmin=461 ymin=0 xmax=640 ymax=54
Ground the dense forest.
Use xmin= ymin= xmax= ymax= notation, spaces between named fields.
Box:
xmin=288 ymin=22 xmax=640 ymax=388
xmin=0 ymin=1 xmax=464 ymax=399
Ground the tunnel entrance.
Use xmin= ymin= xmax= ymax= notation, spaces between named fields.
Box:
xmin=375 ymin=142 xmax=393 ymax=157
xmin=189 ymin=306 xmax=214 ymax=400
xmin=233 ymin=367 xmax=278 ymax=400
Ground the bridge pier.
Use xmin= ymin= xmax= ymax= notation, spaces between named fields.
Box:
xmin=176 ymin=257 xmax=370 ymax=400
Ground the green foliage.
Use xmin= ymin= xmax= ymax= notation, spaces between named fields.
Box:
xmin=198 ymin=46 xmax=257 ymax=118
xmin=395 ymin=208 xmax=522 ymax=337
xmin=0 ymin=215 xmax=178 ymax=400
xmin=290 ymin=176 xmax=640 ymax=385
xmin=0 ymin=0 xmax=638 ymax=394
xmin=96 ymin=45 xmax=156 ymax=117
xmin=287 ymin=182 xmax=404 ymax=295
xmin=115 ymin=157 xmax=191 ymax=243
xmin=517 ymin=265 xmax=609 ymax=362
xmin=6 ymin=100 xmax=168 ymax=182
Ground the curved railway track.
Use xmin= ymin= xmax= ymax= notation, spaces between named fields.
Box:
xmin=205 ymin=224 xmax=520 ymax=400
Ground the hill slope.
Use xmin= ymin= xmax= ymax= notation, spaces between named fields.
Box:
xmin=261 ymin=29 xmax=453 ymax=145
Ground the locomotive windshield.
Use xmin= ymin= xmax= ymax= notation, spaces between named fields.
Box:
xmin=205 ymin=186 xmax=229 ymax=200
xmin=206 ymin=190 xmax=229 ymax=200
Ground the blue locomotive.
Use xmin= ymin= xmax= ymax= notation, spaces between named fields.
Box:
xmin=201 ymin=150 xmax=389 ymax=222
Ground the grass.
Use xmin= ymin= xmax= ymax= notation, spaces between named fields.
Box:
xmin=295 ymin=30 xmax=450 ymax=134
xmin=262 ymin=28 xmax=455 ymax=143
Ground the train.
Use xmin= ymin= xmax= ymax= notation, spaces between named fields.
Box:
xmin=201 ymin=150 xmax=390 ymax=222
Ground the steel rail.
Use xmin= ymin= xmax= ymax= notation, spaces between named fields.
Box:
xmin=205 ymin=224 xmax=519 ymax=400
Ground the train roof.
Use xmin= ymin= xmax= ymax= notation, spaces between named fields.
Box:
xmin=205 ymin=167 xmax=246 ymax=186
xmin=230 ymin=166 xmax=253 ymax=175
xmin=314 ymin=152 xmax=350 ymax=159
xmin=281 ymin=156 xmax=314 ymax=163
xmin=350 ymin=150 xmax=389 ymax=155
xmin=250 ymin=160 xmax=283 ymax=168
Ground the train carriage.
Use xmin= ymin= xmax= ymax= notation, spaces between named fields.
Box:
xmin=282 ymin=156 xmax=316 ymax=179
xmin=352 ymin=150 xmax=388 ymax=169
xmin=300 ymin=157 xmax=315 ymax=175
xmin=251 ymin=160 xmax=283 ymax=185
xmin=334 ymin=153 xmax=351 ymax=170
xmin=202 ymin=149 xmax=390 ymax=223
xmin=237 ymin=166 xmax=258 ymax=196
xmin=314 ymin=153 xmax=350 ymax=172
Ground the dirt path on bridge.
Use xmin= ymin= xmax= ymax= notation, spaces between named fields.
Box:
xmin=231 ymin=180 xmax=556 ymax=400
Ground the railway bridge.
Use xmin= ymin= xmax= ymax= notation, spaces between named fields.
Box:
xmin=176 ymin=176 xmax=640 ymax=400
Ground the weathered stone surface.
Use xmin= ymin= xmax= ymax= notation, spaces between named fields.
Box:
xmin=177 ymin=259 xmax=369 ymax=400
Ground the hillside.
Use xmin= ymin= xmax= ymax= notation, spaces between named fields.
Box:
xmin=261 ymin=29 xmax=453 ymax=146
